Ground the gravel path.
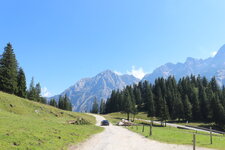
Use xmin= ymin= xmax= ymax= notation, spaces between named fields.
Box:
xmin=69 ymin=114 xmax=213 ymax=150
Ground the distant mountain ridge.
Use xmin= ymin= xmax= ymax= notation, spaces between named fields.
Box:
xmin=143 ymin=44 xmax=225 ymax=86
xmin=50 ymin=70 xmax=139 ymax=112
xmin=51 ymin=44 xmax=225 ymax=112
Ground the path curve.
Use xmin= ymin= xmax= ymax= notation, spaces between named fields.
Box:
xmin=69 ymin=114 xmax=213 ymax=150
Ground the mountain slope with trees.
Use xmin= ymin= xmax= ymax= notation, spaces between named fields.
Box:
xmin=105 ymin=75 xmax=225 ymax=129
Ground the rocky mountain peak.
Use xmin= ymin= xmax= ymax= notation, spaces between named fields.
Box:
xmin=214 ymin=44 xmax=225 ymax=60
xmin=50 ymin=69 xmax=139 ymax=112
xmin=143 ymin=44 xmax=225 ymax=86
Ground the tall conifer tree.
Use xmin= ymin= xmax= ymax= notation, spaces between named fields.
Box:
xmin=91 ymin=97 xmax=99 ymax=114
xmin=17 ymin=67 xmax=27 ymax=98
xmin=27 ymin=77 xmax=36 ymax=100
xmin=183 ymin=95 xmax=192 ymax=121
xmin=0 ymin=43 xmax=18 ymax=94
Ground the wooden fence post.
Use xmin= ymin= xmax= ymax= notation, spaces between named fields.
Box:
xmin=142 ymin=124 xmax=145 ymax=132
xmin=210 ymin=127 xmax=213 ymax=144
xmin=149 ymin=124 xmax=152 ymax=136
xmin=193 ymin=133 xmax=196 ymax=150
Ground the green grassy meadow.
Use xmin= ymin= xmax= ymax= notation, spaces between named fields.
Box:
xmin=0 ymin=92 xmax=103 ymax=150
xmin=128 ymin=125 xmax=225 ymax=150
xmin=105 ymin=112 xmax=225 ymax=150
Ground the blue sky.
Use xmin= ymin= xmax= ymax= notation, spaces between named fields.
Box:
xmin=1 ymin=0 xmax=225 ymax=96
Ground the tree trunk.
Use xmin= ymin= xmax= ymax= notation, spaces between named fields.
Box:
xmin=132 ymin=114 xmax=135 ymax=122
xmin=127 ymin=113 xmax=130 ymax=121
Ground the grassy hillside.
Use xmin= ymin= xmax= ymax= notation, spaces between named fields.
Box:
xmin=0 ymin=92 xmax=103 ymax=150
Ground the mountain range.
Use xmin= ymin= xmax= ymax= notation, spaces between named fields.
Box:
xmin=51 ymin=44 xmax=225 ymax=112
xmin=50 ymin=70 xmax=140 ymax=112
xmin=143 ymin=44 xmax=225 ymax=86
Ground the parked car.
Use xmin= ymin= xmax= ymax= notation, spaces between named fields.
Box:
xmin=101 ymin=120 xmax=109 ymax=126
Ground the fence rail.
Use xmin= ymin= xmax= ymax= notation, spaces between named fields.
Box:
xmin=185 ymin=125 xmax=225 ymax=135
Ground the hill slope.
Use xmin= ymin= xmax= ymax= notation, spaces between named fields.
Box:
xmin=51 ymin=70 xmax=139 ymax=112
xmin=143 ymin=44 xmax=225 ymax=85
xmin=0 ymin=92 xmax=102 ymax=150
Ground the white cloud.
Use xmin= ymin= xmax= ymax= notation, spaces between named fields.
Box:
xmin=127 ymin=66 xmax=146 ymax=79
xmin=41 ymin=87 xmax=53 ymax=97
xmin=211 ymin=51 xmax=218 ymax=57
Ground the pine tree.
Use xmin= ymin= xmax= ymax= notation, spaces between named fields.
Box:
xmin=142 ymin=80 xmax=149 ymax=111
xmin=199 ymin=85 xmax=210 ymax=121
xmin=35 ymin=83 xmax=41 ymax=101
xmin=58 ymin=95 xmax=64 ymax=109
xmin=17 ymin=67 xmax=27 ymax=98
xmin=158 ymin=97 xmax=170 ymax=127
xmin=183 ymin=95 xmax=192 ymax=121
xmin=123 ymin=90 xmax=134 ymax=120
xmin=133 ymin=86 xmax=142 ymax=110
xmin=27 ymin=77 xmax=36 ymax=101
xmin=49 ymin=98 xmax=57 ymax=107
xmin=190 ymin=88 xmax=202 ymax=121
xmin=63 ymin=94 xmax=68 ymax=110
xmin=165 ymin=76 xmax=177 ymax=120
xmin=40 ymin=97 xmax=47 ymax=104
xmin=63 ymin=94 xmax=72 ymax=111
xmin=147 ymin=84 xmax=155 ymax=119
xmin=153 ymin=81 xmax=162 ymax=117
xmin=174 ymin=93 xmax=184 ymax=121
xmin=91 ymin=97 xmax=99 ymax=114
xmin=100 ymin=99 xmax=106 ymax=114
xmin=221 ymin=86 xmax=225 ymax=108
xmin=210 ymin=77 xmax=220 ymax=93
xmin=0 ymin=43 xmax=18 ymax=94
xmin=211 ymin=94 xmax=225 ymax=125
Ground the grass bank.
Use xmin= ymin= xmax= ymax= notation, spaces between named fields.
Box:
xmin=0 ymin=92 xmax=103 ymax=150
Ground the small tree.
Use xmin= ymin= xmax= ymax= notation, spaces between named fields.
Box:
xmin=100 ymin=99 xmax=106 ymax=114
xmin=49 ymin=98 xmax=57 ymax=107
xmin=58 ymin=94 xmax=72 ymax=111
xmin=35 ymin=83 xmax=41 ymax=102
xmin=58 ymin=95 xmax=64 ymax=109
xmin=27 ymin=77 xmax=36 ymax=101
xmin=91 ymin=97 xmax=99 ymax=114
xmin=123 ymin=90 xmax=135 ymax=121
xmin=17 ymin=67 xmax=27 ymax=98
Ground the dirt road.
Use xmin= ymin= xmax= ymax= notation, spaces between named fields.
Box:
xmin=69 ymin=114 xmax=213 ymax=150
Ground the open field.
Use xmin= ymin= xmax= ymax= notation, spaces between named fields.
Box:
xmin=0 ymin=92 xmax=103 ymax=150
xmin=104 ymin=112 xmax=225 ymax=150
